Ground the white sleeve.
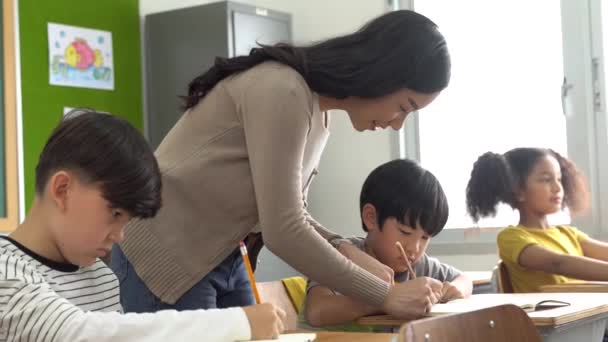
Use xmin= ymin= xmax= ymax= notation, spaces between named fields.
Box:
xmin=60 ymin=307 xmax=251 ymax=342
xmin=0 ymin=280 xmax=252 ymax=342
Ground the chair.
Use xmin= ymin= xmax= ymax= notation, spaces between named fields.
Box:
xmin=257 ymin=278 xmax=303 ymax=331
xmin=398 ymin=304 xmax=541 ymax=342
xmin=496 ymin=260 xmax=514 ymax=293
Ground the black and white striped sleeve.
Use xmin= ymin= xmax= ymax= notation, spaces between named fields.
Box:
xmin=0 ymin=279 xmax=253 ymax=342
xmin=0 ymin=279 xmax=80 ymax=342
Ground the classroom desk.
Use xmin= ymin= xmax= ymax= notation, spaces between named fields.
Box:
xmin=313 ymin=332 xmax=396 ymax=342
xmin=357 ymin=293 xmax=608 ymax=342
xmin=464 ymin=271 xmax=493 ymax=294
xmin=539 ymin=281 xmax=608 ymax=293
xmin=465 ymin=271 xmax=492 ymax=286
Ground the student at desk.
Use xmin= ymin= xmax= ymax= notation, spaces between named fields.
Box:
xmin=467 ymin=148 xmax=608 ymax=293
xmin=299 ymin=159 xmax=473 ymax=331
xmin=0 ymin=111 xmax=285 ymax=341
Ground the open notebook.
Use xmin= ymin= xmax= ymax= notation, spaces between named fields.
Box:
xmin=429 ymin=298 xmax=570 ymax=316
xmin=357 ymin=294 xmax=580 ymax=327
xmin=246 ymin=333 xmax=316 ymax=342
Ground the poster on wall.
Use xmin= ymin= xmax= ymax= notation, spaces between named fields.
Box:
xmin=48 ymin=23 xmax=114 ymax=90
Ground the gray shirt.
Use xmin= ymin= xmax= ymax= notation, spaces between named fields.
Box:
xmin=307 ymin=237 xmax=462 ymax=292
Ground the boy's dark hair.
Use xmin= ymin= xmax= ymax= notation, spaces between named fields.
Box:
xmin=466 ymin=148 xmax=589 ymax=222
xmin=35 ymin=109 xmax=162 ymax=218
xmin=359 ymin=159 xmax=448 ymax=237
xmin=183 ymin=10 xmax=450 ymax=109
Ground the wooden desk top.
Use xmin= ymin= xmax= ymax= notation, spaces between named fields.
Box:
xmin=464 ymin=271 xmax=492 ymax=286
xmin=313 ymin=332 xmax=396 ymax=342
xmin=539 ymin=281 xmax=608 ymax=293
xmin=358 ymin=293 xmax=608 ymax=328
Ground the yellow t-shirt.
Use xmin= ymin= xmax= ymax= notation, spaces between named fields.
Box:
xmin=497 ymin=225 xmax=589 ymax=293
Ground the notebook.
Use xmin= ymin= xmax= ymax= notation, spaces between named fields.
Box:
xmin=518 ymin=300 xmax=571 ymax=312
xmin=429 ymin=298 xmax=570 ymax=316
xmin=358 ymin=294 xmax=575 ymax=327
xmin=247 ymin=333 xmax=316 ymax=342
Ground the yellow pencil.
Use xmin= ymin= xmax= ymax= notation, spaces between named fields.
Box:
xmin=240 ymin=241 xmax=261 ymax=304
xmin=395 ymin=241 xmax=416 ymax=280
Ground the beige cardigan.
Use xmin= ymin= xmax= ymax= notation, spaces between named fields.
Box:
xmin=120 ymin=61 xmax=389 ymax=306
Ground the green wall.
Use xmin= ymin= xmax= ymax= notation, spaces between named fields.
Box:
xmin=0 ymin=2 xmax=5 ymax=217
xmin=19 ymin=0 xmax=142 ymax=211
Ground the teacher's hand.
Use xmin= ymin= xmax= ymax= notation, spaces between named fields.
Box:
xmin=382 ymin=277 xmax=443 ymax=319
xmin=337 ymin=241 xmax=394 ymax=285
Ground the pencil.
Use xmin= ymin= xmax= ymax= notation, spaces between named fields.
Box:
xmin=239 ymin=241 xmax=261 ymax=304
xmin=395 ymin=241 xmax=416 ymax=280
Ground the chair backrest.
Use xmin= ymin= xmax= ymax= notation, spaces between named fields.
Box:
xmin=398 ymin=304 xmax=541 ymax=342
xmin=257 ymin=281 xmax=298 ymax=331
xmin=497 ymin=260 xmax=514 ymax=293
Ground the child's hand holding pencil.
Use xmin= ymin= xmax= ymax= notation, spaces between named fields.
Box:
xmin=395 ymin=242 xmax=443 ymax=306
xmin=240 ymin=241 xmax=288 ymax=339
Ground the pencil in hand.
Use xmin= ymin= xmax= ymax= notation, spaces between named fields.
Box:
xmin=240 ymin=241 xmax=261 ymax=304
xmin=395 ymin=241 xmax=416 ymax=280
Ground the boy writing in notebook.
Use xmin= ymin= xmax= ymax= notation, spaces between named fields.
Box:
xmin=301 ymin=159 xmax=472 ymax=330
xmin=0 ymin=110 xmax=284 ymax=341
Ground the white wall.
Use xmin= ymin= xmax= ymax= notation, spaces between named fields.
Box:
xmin=139 ymin=0 xmax=498 ymax=280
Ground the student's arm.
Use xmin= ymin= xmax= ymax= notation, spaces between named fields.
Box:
xmin=303 ymin=286 xmax=380 ymax=327
xmin=580 ymin=237 xmax=608 ymax=262
xmin=0 ymin=279 xmax=283 ymax=342
xmin=518 ymin=244 xmax=608 ymax=281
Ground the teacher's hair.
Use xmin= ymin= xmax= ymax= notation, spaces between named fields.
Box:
xmin=183 ymin=10 xmax=450 ymax=110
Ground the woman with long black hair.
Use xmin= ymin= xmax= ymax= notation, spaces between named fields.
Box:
xmin=112 ymin=9 xmax=451 ymax=319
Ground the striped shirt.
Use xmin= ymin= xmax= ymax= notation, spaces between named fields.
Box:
xmin=0 ymin=237 xmax=251 ymax=342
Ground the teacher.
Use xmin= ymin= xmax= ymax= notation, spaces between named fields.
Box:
xmin=112 ymin=9 xmax=450 ymax=318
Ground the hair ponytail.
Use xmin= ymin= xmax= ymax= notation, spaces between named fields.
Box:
xmin=466 ymin=152 xmax=517 ymax=222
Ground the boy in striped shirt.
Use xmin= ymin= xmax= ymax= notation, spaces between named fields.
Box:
xmin=0 ymin=110 xmax=284 ymax=341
